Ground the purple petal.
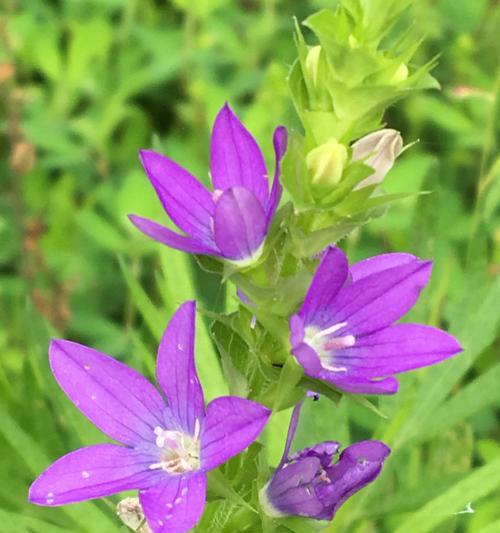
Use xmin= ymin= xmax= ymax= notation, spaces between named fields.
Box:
xmin=265 ymin=457 xmax=324 ymax=518
xmin=129 ymin=215 xmax=218 ymax=256
xmin=334 ymin=324 xmax=462 ymax=378
xmin=29 ymin=444 xmax=161 ymax=506
xmin=210 ymin=103 xmax=269 ymax=207
xmin=324 ymin=374 xmax=399 ymax=395
xmin=266 ymin=126 xmax=287 ymax=225
xmin=49 ymin=340 xmax=165 ymax=446
xmin=156 ymin=301 xmax=204 ymax=436
xmin=200 ymin=396 xmax=271 ymax=470
xmin=321 ymin=259 xmax=432 ymax=334
xmin=299 ymin=247 xmax=349 ymax=326
xmin=139 ymin=150 xmax=215 ymax=243
xmin=213 ymin=187 xmax=267 ymax=261
xmin=290 ymin=441 xmax=340 ymax=469
xmin=140 ymin=472 xmax=207 ymax=533
xmin=318 ymin=440 xmax=390 ymax=519
xmin=350 ymin=253 xmax=416 ymax=282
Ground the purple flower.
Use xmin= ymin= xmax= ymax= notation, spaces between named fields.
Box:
xmin=290 ymin=247 xmax=462 ymax=395
xmin=259 ymin=404 xmax=390 ymax=520
xmin=29 ymin=301 xmax=271 ymax=533
xmin=129 ymin=103 xmax=287 ymax=267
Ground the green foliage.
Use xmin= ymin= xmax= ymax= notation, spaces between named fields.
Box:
xmin=0 ymin=0 xmax=499 ymax=532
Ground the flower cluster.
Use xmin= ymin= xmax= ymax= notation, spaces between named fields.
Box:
xmin=29 ymin=95 xmax=461 ymax=531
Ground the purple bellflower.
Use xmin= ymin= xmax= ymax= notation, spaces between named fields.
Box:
xmin=29 ymin=301 xmax=271 ymax=533
xmin=129 ymin=103 xmax=288 ymax=268
xmin=290 ymin=247 xmax=462 ymax=395
xmin=259 ymin=403 xmax=390 ymax=520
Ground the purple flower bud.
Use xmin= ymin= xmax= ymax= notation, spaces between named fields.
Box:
xmin=259 ymin=402 xmax=390 ymax=521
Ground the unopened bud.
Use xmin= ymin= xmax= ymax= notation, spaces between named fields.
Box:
xmin=305 ymin=45 xmax=322 ymax=86
xmin=390 ymin=63 xmax=409 ymax=84
xmin=117 ymin=497 xmax=151 ymax=533
xmin=351 ymin=129 xmax=403 ymax=189
xmin=306 ymin=138 xmax=348 ymax=192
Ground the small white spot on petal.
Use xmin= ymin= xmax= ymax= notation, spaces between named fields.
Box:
xmin=181 ymin=487 xmax=188 ymax=496
xmin=90 ymin=394 xmax=96 ymax=401
xmin=166 ymin=514 xmax=173 ymax=520
xmin=174 ymin=497 xmax=182 ymax=505
xmin=84 ymin=364 xmax=91 ymax=370
xmin=165 ymin=503 xmax=172 ymax=509
xmin=81 ymin=471 xmax=90 ymax=479
xmin=177 ymin=343 xmax=184 ymax=351
xmin=46 ymin=498 xmax=54 ymax=504
xmin=158 ymin=519 xmax=164 ymax=526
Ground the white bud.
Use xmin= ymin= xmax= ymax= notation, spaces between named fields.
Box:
xmin=351 ymin=129 xmax=403 ymax=189
xmin=117 ymin=497 xmax=152 ymax=533
xmin=306 ymin=138 xmax=348 ymax=191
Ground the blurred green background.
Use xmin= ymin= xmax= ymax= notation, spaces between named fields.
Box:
xmin=0 ymin=0 xmax=499 ymax=532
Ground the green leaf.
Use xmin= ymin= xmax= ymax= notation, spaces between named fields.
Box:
xmin=394 ymin=455 xmax=500 ymax=533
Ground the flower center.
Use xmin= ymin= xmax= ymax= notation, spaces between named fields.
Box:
xmin=304 ymin=322 xmax=355 ymax=372
xmin=149 ymin=420 xmax=201 ymax=475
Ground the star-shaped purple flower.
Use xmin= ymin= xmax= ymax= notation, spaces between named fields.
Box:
xmin=259 ymin=403 xmax=390 ymax=520
xmin=129 ymin=103 xmax=287 ymax=267
xmin=290 ymin=247 xmax=462 ymax=395
xmin=29 ymin=301 xmax=271 ymax=533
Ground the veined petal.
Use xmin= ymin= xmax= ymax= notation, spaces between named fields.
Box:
xmin=322 ymin=259 xmax=432 ymax=334
xmin=318 ymin=440 xmax=390 ymax=519
xmin=350 ymin=253 xmax=416 ymax=281
xmin=139 ymin=150 xmax=214 ymax=243
xmin=213 ymin=187 xmax=267 ymax=262
xmin=324 ymin=374 xmax=399 ymax=395
xmin=29 ymin=444 xmax=161 ymax=506
xmin=265 ymin=456 xmax=323 ymax=518
xmin=210 ymin=103 xmax=269 ymax=207
xmin=299 ymin=247 xmax=349 ymax=326
xmin=200 ymin=396 xmax=270 ymax=470
xmin=156 ymin=301 xmax=204 ymax=436
xmin=140 ymin=472 xmax=207 ymax=533
xmin=49 ymin=340 xmax=165 ymax=446
xmin=129 ymin=215 xmax=218 ymax=256
xmin=334 ymin=324 xmax=462 ymax=377
xmin=266 ymin=126 xmax=287 ymax=225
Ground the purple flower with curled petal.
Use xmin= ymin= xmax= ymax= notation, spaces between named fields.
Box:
xmin=129 ymin=103 xmax=287 ymax=267
xmin=290 ymin=247 xmax=462 ymax=395
xmin=259 ymin=403 xmax=390 ymax=520
xmin=29 ymin=301 xmax=270 ymax=533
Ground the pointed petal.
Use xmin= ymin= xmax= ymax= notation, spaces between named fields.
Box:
xmin=157 ymin=301 xmax=204 ymax=436
xmin=266 ymin=126 xmax=287 ymax=225
xmin=299 ymin=247 xmax=349 ymax=326
xmin=129 ymin=215 xmax=217 ymax=256
xmin=349 ymin=253 xmax=416 ymax=281
xmin=200 ymin=396 xmax=270 ymax=470
xmin=29 ymin=444 xmax=161 ymax=506
xmin=335 ymin=324 xmax=462 ymax=378
xmin=323 ymin=374 xmax=399 ymax=395
xmin=210 ymin=103 xmax=269 ymax=206
xmin=213 ymin=187 xmax=266 ymax=261
xmin=140 ymin=472 xmax=207 ymax=533
xmin=318 ymin=440 xmax=390 ymax=518
xmin=139 ymin=150 xmax=214 ymax=243
xmin=49 ymin=340 xmax=165 ymax=446
xmin=323 ymin=259 xmax=432 ymax=334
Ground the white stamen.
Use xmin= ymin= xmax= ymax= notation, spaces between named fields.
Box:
xmin=313 ymin=322 xmax=347 ymax=338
